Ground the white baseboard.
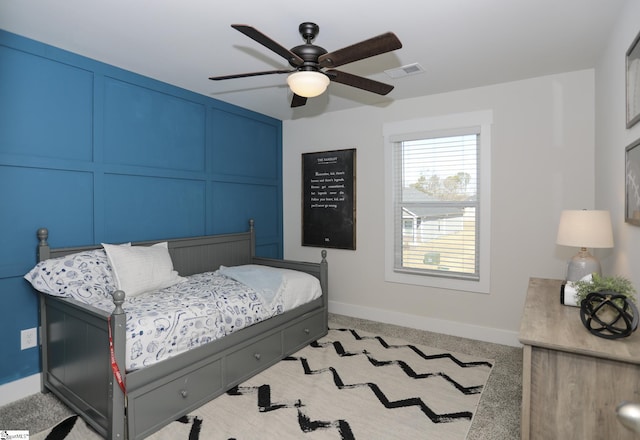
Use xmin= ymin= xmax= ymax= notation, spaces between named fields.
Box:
xmin=329 ymin=300 xmax=521 ymax=347
xmin=0 ymin=374 xmax=41 ymax=407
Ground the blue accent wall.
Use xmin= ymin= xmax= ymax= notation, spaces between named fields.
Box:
xmin=0 ymin=30 xmax=283 ymax=387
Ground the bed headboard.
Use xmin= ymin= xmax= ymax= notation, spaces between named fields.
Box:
xmin=36 ymin=219 xmax=256 ymax=276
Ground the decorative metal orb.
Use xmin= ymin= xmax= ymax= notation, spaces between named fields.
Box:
xmin=579 ymin=291 xmax=639 ymax=339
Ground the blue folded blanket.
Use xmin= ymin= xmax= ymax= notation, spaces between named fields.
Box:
xmin=217 ymin=265 xmax=284 ymax=306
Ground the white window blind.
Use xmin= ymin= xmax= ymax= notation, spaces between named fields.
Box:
xmin=393 ymin=131 xmax=480 ymax=280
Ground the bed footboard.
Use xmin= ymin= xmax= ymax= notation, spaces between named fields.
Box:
xmin=40 ymin=293 xmax=127 ymax=439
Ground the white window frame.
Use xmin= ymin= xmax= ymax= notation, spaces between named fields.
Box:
xmin=383 ymin=110 xmax=492 ymax=294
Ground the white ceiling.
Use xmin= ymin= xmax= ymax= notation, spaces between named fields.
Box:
xmin=0 ymin=0 xmax=628 ymax=121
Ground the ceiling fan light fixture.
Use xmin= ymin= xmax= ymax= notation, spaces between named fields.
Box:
xmin=287 ymin=71 xmax=329 ymax=98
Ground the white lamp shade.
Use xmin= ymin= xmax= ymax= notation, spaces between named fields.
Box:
xmin=287 ymin=71 xmax=330 ymax=98
xmin=556 ymin=210 xmax=614 ymax=248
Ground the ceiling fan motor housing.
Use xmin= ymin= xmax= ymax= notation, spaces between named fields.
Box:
xmin=291 ymin=22 xmax=327 ymax=70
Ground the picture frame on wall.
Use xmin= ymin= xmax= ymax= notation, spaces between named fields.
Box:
xmin=626 ymin=30 xmax=640 ymax=129
xmin=626 ymin=138 xmax=640 ymax=226
xmin=302 ymin=148 xmax=356 ymax=250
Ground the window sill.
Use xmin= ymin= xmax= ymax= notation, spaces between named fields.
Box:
xmin=385 ymin=269 xmax=490 ymax=294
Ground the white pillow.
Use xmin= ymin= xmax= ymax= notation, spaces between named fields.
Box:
xmin=102 ymin=242 xmax=185 ymax=297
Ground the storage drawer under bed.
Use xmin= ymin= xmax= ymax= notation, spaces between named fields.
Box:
xmin=127 ymin=358 xmax=223 ymax=439
xmin=226 ymin=332 xmax=283 ymax=385
xmin=283 ymin=311 xmax=326 ymax=354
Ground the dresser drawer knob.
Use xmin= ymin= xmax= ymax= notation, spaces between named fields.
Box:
xmin=304 ymin=328 xmax=310 ymax=334
xmin=254 ymin=353 xmax=261 ymax=360
xmin=180 ymin=390 xmax=188 ymax=398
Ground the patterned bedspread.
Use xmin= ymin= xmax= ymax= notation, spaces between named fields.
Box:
xmin=90 ymin=271 xmax=287 ymax=370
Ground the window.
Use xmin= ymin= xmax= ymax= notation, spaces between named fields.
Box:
xmin=396 ymin=133 xmax=479 ymax=277
xmin=383 ymin=111 xmax=492 ymax=293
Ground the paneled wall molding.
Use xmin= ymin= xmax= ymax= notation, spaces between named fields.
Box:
xmin=0 ymin=29 xmax=283 ymax=389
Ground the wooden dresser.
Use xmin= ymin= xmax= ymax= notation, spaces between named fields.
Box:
xmin=519 ymin=277 xmax=640 ymax=440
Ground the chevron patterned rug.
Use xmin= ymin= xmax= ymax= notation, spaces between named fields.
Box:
xmin=33 ymin=328 xmax=493 ymax=440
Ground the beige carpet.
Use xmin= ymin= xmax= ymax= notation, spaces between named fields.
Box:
xmin=33 ymin=327 xmax=493 ymax=440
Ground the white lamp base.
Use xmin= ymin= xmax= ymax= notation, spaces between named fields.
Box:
xmin=566 ymin=248 xmax=601 ymax=282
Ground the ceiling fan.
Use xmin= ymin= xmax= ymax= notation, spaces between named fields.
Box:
xmin=209 ymin=23 xmax=402 ymax=108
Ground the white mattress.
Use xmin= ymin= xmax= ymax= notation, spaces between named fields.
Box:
xmin=89 ymin=266 xmax=321 ymax=370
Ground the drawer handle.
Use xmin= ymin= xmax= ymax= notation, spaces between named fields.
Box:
xmin=254 ymin=353 xmax=261 ymax=360
xmin=180 ymin=390 xmax=188 ymax=398
xmin=304 ymin=328 xmax=310 ymax=334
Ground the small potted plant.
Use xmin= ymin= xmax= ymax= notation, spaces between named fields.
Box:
xmin=573 ymin=273 xmax=638 ymax=339
xmin=573 ymin=273 xmax=637 ymax=306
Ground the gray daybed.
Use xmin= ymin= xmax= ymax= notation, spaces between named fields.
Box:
xmin=32 ymin=220 xmax=328 ymax=439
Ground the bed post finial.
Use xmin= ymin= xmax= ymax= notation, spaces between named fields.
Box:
xmin=321 ymin=249 xmax=327 ymax=263
xmin=37 ymin=228 xmax=51 ymax=261
xmin=112 ymin=290 xmax=126 ymax=315
xmin=249 ymin=219 xmax=255 ymax=259
xmin=37 ymin=228 xmax=48 ymax=246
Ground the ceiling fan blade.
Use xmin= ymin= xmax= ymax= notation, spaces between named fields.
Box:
xmin=291 ymin=94 xmax=307 ymax=108
xmin=209 ymin=69 xmax=291 ymax=81
xmin=326 ymin=69 xmax=394 ymax=95
xmin=318 ymin=32 xmax=402 ymax=68
xmin=231 ymin=24 xmax=304 ymax=67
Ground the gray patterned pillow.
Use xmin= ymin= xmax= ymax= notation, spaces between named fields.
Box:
xmin=24 ymin=249 xmax=117 ymax=304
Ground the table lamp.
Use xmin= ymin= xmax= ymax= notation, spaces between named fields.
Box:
xmin=556 ymin=209 xmax=614 ymax=281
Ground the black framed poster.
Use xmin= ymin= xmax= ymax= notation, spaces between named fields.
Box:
xmin=302 ymin=148 xmax=356 ymax=250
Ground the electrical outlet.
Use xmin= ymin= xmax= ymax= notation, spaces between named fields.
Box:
xmin=21 ymin=327 xmax=38 ymax=350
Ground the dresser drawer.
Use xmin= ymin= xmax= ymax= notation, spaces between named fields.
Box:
xmin=283 ymin=312 xmax=326 ymax=353
xmin=226 ymin=332 xmax=282 ymax=385
xmin=129 ymin=359 xmax=222 ymax=437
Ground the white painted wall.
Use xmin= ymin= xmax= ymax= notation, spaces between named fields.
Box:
xmin=595 ymin=0 xmax=640 ymax=291
xmin=283 ymin=70 xmax=595 ymax=346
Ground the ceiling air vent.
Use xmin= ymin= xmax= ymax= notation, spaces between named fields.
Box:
xmin=384 ymin=63 xmax=425 ymax=79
